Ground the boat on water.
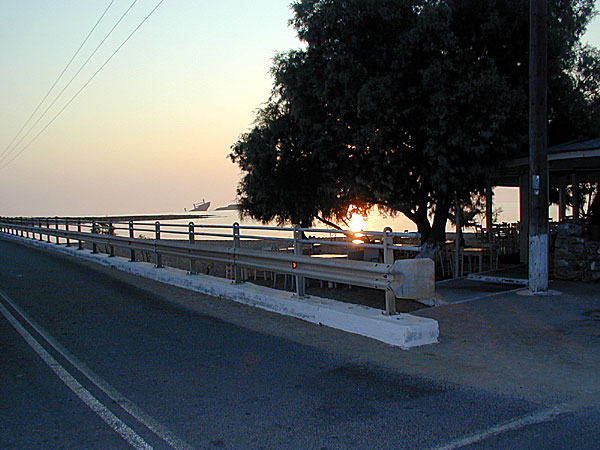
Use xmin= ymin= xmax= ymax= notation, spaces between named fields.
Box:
xmin=189 ymin=200 xmax=211 ymax=211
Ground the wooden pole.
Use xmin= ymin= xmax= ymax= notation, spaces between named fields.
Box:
xmin=572 ymin=173 xmax=580 ymax=223
xmin=455 ymin=198 xmax=461 ymax=278
xmin=528 ymin=0 xmax=549 ymax=292
xmin=486 ymin=184 xmax=493 ymax=270
xmin=558 ymin=177 xmax=566 ymax=221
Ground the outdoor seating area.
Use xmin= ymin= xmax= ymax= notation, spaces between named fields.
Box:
xmin=436 ymin=222 xmax=520 ymax=279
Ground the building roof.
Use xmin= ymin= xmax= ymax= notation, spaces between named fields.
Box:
xmin=499 ymin=137 xmax=600 ymax=186
xmin=548 ymin=137 xmax=600 ymax=154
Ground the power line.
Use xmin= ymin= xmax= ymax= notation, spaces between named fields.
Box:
xmin=0 ymin=0 xmax=167 ymax=170
xmin=0 ymin=0 xmax=140 ymax=167
xmin=0 ymin=0 xmax=116 ymax=163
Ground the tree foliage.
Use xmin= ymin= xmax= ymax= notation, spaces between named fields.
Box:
xmin=230 ymin=0 xmax=599 ymax=243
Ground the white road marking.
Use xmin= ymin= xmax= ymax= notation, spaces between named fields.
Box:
xmin=427 ymin=404 xmax=572 ymax=450
xmin=0 ymin=302 xmax=153 ymax=450
xmin=0 ymin=289 xmax=193 ymax=450
xmin=449 ymin=286 xmax=524 ymax=304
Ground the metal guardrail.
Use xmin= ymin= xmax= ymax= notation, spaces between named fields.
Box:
xmin=0 ymin=216 xmax=434 ymax=315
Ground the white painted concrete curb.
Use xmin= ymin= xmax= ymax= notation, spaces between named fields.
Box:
xmin=2 ymin=234 xmax=439 ymax=349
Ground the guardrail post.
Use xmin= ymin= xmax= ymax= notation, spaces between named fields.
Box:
xmin=108 ymin=221 xmax=115 ymax=257
xmin=188 ymin=222 xmax=197 ymax=274
xmin=65 ymin=221 xmax=71 ymax=247
xmin=232 ymin=222 xmax=242 ymax=283
xmin=294 ymin=226 xmax=306 ymax=297
xmin=38 ymin=219 xmax=43 ymax=241
xmin=55 ymin=217 xmax=60 ymax=245
xmin=154 ymin=221 xmax=163 ymax=268
xmin=46 ymin=219 xmax=51 ymax=243
xmin=77 ymin=220 xmax=83 ymax=250
xmin=383 ymin=227 xmax=396 ymax=315
xmin=92 ymin=222 xmax=98 ymax=254
xmin=129 ymin=221 xmax=136 ymax=262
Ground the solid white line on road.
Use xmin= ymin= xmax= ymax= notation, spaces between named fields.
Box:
xmin=0 ymin=289 xmax=193 ymax=450
xmin=426 ymin=404 xmax=572 ymax=450
xmin=449 ymin=286 xmax=524 ymax=305
xmin=0 ymin=301 xmax=153 ymax=450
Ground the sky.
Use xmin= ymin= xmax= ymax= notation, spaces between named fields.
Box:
xmin=0 ymin=0 xmax=599 ymax=217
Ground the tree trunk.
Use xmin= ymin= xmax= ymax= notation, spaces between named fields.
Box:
xmin=417 ymin=199 xmax=450 ymax=259
xmin=414 ymin=214 xmax=432 ymax=243
xmin=398 ymin=198 xmax=431 ymax=242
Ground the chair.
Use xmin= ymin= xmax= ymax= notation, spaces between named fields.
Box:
xmin=438 ymin=244 xmax=462 ymax=278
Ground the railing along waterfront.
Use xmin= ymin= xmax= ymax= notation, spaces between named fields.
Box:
xmin=0 ymin=216 xmax=434 ymax=315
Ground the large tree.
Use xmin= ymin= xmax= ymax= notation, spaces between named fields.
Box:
xmin=230 ymin=0 xmax=599 ymax=248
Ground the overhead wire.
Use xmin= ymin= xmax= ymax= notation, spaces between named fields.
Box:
xmin=0 ymin=0 xmax=116 ymax=163
xmin=0 ymin=0 xmax=139 ymax=167
xmin=0 ymin=0 xmax=167 ymax=170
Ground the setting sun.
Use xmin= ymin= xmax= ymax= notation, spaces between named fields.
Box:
xmin=348 ymin=212 xmax=366 ymax=232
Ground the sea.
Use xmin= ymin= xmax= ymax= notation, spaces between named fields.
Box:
xmin=180 ymin=186 xmax=523 ymax=234
xmin=123 ymin=188 xmax=523 ymax=243
xmin=84 ymin=187 xmax=524 ymax=241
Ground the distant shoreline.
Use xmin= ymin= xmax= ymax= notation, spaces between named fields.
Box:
xmin=214 ymin=203 xmax=240 ymax=211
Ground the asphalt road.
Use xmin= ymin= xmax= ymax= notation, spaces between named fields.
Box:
xmin=1 ymin=238 xmax=599 ymax=449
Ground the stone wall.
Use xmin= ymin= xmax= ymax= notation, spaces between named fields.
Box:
xmin=553 ymin=222 xmax=600 ymax=281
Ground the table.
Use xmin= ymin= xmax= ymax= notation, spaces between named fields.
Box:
xmin=461 ymin=247 xmax=486 ymax=274
xmin=310 ymin=253 xmax=348 ymax=259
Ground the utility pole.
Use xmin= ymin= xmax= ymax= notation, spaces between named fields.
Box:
xmin=529 ymin=0 xmax=549 ymax=292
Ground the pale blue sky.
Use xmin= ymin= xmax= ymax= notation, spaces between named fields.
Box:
xmin=0 ymin=0 xmax=299 ymax=215
xmin=0 ymin=1 xmax=598 ymax=216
